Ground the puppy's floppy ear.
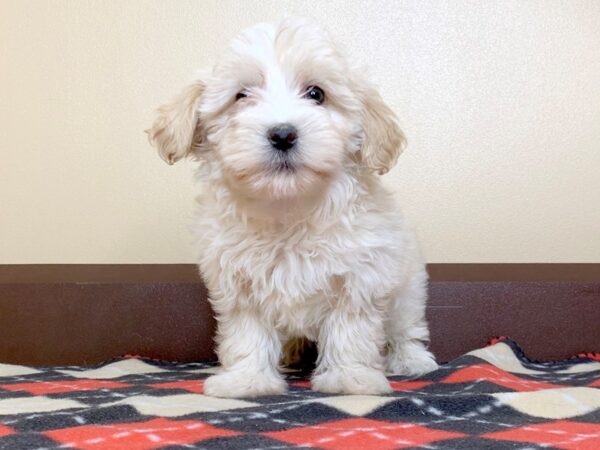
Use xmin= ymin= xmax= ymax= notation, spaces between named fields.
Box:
xmin=358 ymin=83 xmax=406 ymax=175
xmin=147 ymin=80 xmax=205 ymax=165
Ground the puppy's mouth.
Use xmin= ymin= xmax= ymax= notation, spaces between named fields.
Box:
xmin=269 ymin=154 xmax=297 ymax=173
xmin=273 ymin=160 xmax=295 ymax=173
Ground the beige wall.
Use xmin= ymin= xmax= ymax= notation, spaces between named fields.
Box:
xmin=1 ymin=1 xmax=599 ymax=263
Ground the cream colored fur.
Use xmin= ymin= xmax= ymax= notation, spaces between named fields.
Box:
xmin=148 ymin=17 xmax=437 ymax=397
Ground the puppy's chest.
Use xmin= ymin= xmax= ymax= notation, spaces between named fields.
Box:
xmin=231 ymin=236 xmax=344 ymax=305
xmin=197 ymin=210 xmax=404 ymax=312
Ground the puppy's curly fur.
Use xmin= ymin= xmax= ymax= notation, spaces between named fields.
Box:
xmin=148 ymin=18 xmax=437 ymax=397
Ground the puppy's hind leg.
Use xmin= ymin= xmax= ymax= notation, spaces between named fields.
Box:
xmin=282 ymin=337 xmax=317 ymax=371
xmin=385 ymin=268 xmax=438 ymax=376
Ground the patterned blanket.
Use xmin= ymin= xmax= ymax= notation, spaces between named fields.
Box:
xmin=0 ymin=338 xmax=598 ymax=449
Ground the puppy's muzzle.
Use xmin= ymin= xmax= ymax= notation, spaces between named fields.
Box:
xmin=267 ymin=123 xmax=297 ymax=152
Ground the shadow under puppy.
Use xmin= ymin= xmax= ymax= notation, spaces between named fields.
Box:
xmin=148 ymin=17 xmax=438 ymax=397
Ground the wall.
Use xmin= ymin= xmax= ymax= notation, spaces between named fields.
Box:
xmin=1 ymin=0 xmax=599 ymax=263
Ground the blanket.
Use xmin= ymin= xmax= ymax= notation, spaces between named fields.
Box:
xmin=0 ymin=338 xmax=598 ymax=449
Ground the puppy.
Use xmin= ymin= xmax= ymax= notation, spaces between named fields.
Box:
xmin=148 ymin=17 xmax=438 ymax=397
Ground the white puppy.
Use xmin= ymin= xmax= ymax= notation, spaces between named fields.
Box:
xmin=148 ymin=17 xmax=437 ymax=397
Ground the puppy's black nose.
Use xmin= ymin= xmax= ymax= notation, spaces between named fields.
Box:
xmin=267 ymin=124 xmax=298 ymax=152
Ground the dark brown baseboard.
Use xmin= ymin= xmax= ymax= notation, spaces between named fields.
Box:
xmin=1 ymin=264 xmax=598 ymax=366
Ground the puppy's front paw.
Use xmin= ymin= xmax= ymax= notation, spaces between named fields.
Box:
xmin=312 ymin=366 xmax=392 ymax=395
xmin=386 ymin=341 xmax=438 ymax=377
xmin=204 ymin=370 xmax=287 ymax=398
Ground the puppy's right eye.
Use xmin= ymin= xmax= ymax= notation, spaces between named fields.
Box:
xmin=235 ymin=92 xmax=247 ymax=101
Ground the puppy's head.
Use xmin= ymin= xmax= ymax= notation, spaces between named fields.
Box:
xmin=148 ymin=18 xmax=405 ymax=200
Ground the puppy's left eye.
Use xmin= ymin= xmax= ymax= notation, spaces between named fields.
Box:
xmin=304 ymin=86 xmax=325 ymax=105
xmin=235 ymin=91 xmax=247 ymax=101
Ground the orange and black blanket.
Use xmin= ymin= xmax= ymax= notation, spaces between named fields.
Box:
xmin=0 ymin=338 xmax=598 ymax=449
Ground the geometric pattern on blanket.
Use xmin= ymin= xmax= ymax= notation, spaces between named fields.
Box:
xmin=0 ymin=338 xmax=598 ymax=450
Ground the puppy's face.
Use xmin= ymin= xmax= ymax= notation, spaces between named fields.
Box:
xmin=149 ymin=18 xmax=405 ymax=201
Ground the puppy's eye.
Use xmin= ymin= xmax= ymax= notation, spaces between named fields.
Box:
xmin=235 ymin=91 xmax=247 ymax=101
xmin=304 ymin=86 xmax=325 ymax=105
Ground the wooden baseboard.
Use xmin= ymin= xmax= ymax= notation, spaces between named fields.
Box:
xmin=1 ymin=264 xmax=598 ymax=366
